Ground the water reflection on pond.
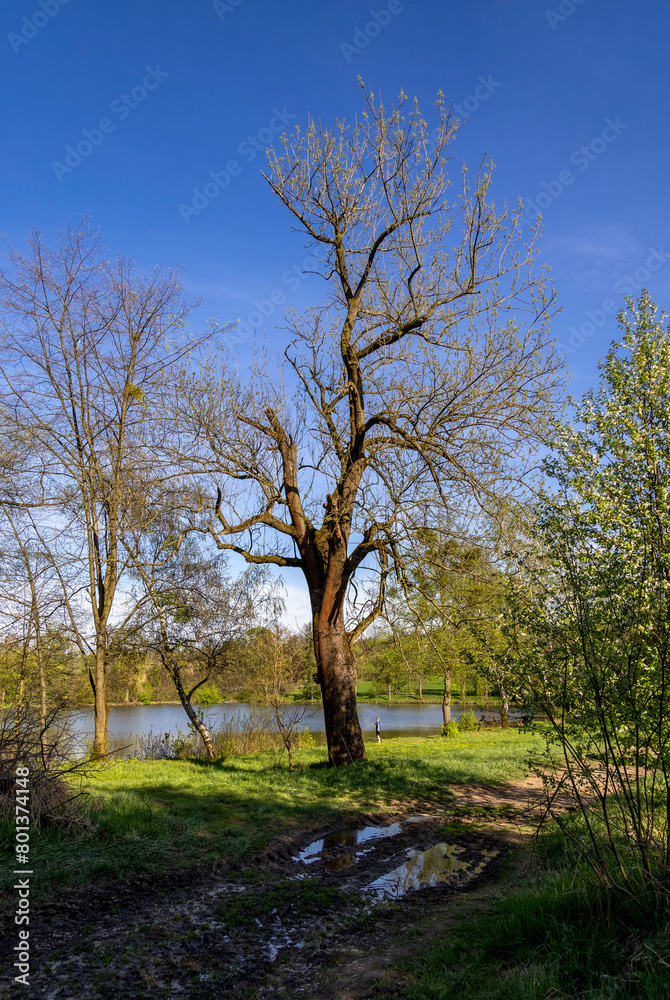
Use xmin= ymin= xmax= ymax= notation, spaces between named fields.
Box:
xmin=66 ymin=701 xmax=514 ymax=755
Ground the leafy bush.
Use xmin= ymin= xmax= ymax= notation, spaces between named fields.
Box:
xmin=195 ymin=683 xmax=220 ymax=706
xmin=440 ymin=720 xmax=460 ymax=738
xmin=457 ymin=711 xmax=481 ymax=732
xmin=298 ymin=726 xmax=315 ymax=749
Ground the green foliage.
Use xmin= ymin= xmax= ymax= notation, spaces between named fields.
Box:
xmin=298 ymin=726 xmax=315 ymax=749
xmin=194 ymin=682 xmax=220 ymax=706
xmin=440 ymin=720 xmax=460 ymax=737
xmin=457 ymin=710 xmax=481 ymax=732
xmin=512 ymin=292 xmax=670 ymax=907
xmin=137 ymin=685 xmax=154 ymax=705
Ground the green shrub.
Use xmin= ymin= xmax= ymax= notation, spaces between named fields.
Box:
xmin=440 ymin=720 xmax=460 ymax=738
xmin=458 ymin=710 xmax=481 ymax=732
xmin=195 ymin=683 xmax=220 ymax=706
xmin=298 ymin=727 xmax=315 ymax=749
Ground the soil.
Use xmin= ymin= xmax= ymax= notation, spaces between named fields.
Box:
xmin=0 ymin=778 xmax=545 ymax=1000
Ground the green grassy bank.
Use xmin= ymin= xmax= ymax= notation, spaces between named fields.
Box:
xmin=3 ymin=729 xmax=669 ymax=997
xmin=391 ymin=870 xmax=670 ymax=1000
xmin=0 ymin=730 xmax=535 ymax=894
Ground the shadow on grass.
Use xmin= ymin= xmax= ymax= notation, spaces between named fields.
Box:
xmin=0 ymin=732 xmax=537 ymax=894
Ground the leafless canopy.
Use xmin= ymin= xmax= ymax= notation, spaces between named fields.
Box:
xmin=175 ymin=87 xmax=564 ymax=637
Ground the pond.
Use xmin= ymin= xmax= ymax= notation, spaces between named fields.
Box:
xmin=65 ymin=700 xmax=514 ymax=755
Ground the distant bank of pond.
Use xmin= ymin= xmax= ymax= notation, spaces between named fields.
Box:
xmin=66 ymin=701 xmax=517 ymax=755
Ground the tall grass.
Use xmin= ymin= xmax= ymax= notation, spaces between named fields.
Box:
xmin=395 ymin=846 xmax=670 ymax=1000
xmin=134 ymin=707 xmax=315 ymax=760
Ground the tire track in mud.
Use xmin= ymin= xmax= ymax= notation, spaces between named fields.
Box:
xmin=0 ymin=780 xmax=543 ymax=999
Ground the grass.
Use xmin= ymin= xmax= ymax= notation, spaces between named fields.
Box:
xmin=0 ymin=729 xmax=537 ymax=893
xmin=392 ymin=868 xmax=670 ymax=1000
xmin=4 ymin=726 xmax=669 ymax=997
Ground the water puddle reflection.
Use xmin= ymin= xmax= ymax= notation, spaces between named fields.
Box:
xmin=323 ymin=854 xmax=355 ymax=871
xmin=366 ymin=844 xmax=500 ymax=899
xmin=295 ymin=817 xmax=426 ymax=864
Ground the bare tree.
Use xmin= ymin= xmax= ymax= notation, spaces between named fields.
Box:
xmin=125 ymin=523 xmax=279 ymax=760
xmin=0 ymin=221 xmax=199 ymax=754
xmin=251 ymin=621 xmax=312 ymax=770
xmin=170 ymin=88 xmax=565 ymax=764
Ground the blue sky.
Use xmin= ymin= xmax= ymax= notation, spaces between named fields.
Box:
xmin=2 ymin=0 xmax=669 ymax=622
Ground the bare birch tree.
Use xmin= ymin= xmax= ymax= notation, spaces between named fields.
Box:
xmin=169 ymin=88 xmax=565 ymax=765
xmin=124 ymin=517 xmax=279 ymax=759
xmin=0 ymin=221 xmax=199 ymax=754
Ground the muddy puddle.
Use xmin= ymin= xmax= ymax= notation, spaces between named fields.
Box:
xmin=367 ymin=843 xmax=500 ymax=898
xmin=297 ymin=815 xmax=430 ymax=864
xmin=0 ymin=814 xmax=507 ymax=999
xmin=292 ymin=816 xmax=501 ymax=899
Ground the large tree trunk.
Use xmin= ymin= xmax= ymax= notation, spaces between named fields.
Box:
xmin=442 ymin=666 xmax=452 ymax=725
xmin=314 ymin=612 xmax=366 ymax=766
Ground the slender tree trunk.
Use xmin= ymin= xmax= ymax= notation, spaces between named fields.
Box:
xmin=442 ymin=666 xmax=452 ymax=725
xmin=314 ymin=611 xmax=366 ymax=766
xmin=169 ymin=662 xmax=215 ymax=761
xmin=500 ymin=682 xmax=510 ymax=729
xmin=461 ymin=677 xmax=467 ymax=704
xmin=93 ymin=640 xmax=109 ymax=756
xmin=387 ymin=682 xmax=392 ymax=706
xmin=17 ymin=675 xmax=25 ymax=722
xmin=38 ymin=646 xmax=47 ymax=756
xmin=418 ymin=673 xmax=423 ymax=702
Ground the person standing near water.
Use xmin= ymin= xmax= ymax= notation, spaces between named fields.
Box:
xmin=370 ymin=717 xmax=381 ymax=743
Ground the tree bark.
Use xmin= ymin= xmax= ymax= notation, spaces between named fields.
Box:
xmin=93 ymin=641 xmax=109 ymax=756
xmin=314 ymin=610 xmax=366 ymax=766
xmin=168 ymin=660 xmax=215 ymax=761
xmin=442 ymin=666 xmax=452 ymax=725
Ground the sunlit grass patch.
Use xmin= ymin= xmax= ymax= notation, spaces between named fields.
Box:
xmin=0 ymin=730 xmax=540 ymax=892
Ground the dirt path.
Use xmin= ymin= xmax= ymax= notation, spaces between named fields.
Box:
xmin=0 ymin=778 xmax=545 ymax=1000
